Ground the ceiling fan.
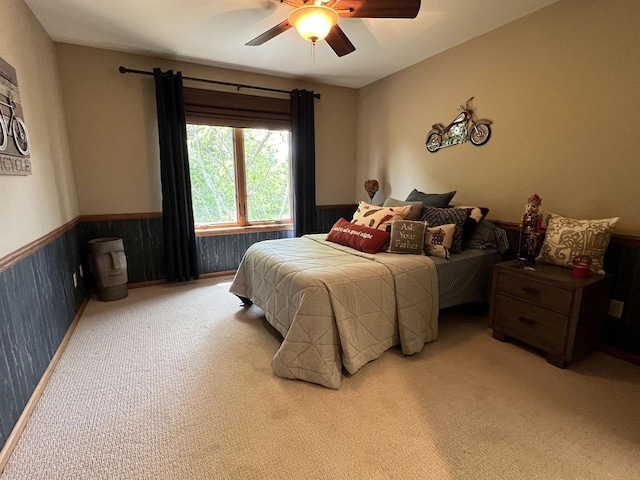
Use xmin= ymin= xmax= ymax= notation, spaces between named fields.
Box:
xmin=246 ymin=0 xmax=422 ymax=57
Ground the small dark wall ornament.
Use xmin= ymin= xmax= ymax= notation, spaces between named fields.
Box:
xmin=364 ymin=179 xmax=379 ymax=202
xmin=0 ymin=57 xmax=31 ymax=176
xmin=425 ymin=97 xmax=492 ymax=153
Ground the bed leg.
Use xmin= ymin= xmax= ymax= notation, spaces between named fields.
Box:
xmin=235 ymin=295 xmax=253 ymax=307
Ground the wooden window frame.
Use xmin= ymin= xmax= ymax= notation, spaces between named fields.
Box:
xmin=184 ymin=87 xmax=293 ymax=234
xmin=188 ymin=124 xmax=294 ymax=235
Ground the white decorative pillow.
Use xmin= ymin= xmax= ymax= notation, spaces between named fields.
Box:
xmin=419 ymin=207 xmax=470 ymax=253
xmin=424 ymin=223 xmax=456 ymax=259
xmin=351 ymin=201 xmax=411 ymax=231
xmin=454 ymin=205 xmax=485 ymax=222
xmin=536 ymin=213 xmax=619 ymax=274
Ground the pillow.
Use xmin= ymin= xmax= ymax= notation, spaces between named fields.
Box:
xmin=424 ymin=223 xmax=456 ymax=259
xmin=536 ymin=213 xmax=618 ymax=275
xmin=465 ymin=221 xmax=511 ymax=255
xmin=351 ymin=201 xmax=411 ymax=231
xmin=419 ymin=207 xmax=470 ymax=253
xmin=387 ymin=220 xmax=428 ymax=255
xmin=454 ymin=206 xmax=489 ymax=223
xmin=383 ymin=197 xmax=424 ymax=221
xmin=466 ymin=220 xmax=497 ymax=249
xmin=326 ymin=218 xmax=390 ymax=254
xmin=453 ymin=206 xmax=490 ymax=248
xmin=405 ymin=189 xmax=456 ymax=208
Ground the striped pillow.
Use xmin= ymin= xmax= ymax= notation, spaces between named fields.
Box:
xmin=419 ymin=207 xmax=470 ymax=253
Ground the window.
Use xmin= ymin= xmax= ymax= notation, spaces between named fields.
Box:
xmin=187 ymin=124 xmax=291 ymax=227
xmin=183 ymin=87 xmax=293 ymax=231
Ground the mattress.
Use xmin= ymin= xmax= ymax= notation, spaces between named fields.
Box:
xmin=431 ymin=247 xmax=501 ymax=308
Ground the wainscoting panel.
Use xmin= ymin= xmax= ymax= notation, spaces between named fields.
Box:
xmin=198 ymin=229 xmax=294 ymax=274
xmin=602 ymin=240 xmax=640 ymax=355
xmin=2 ymin=213 xmax=638 ymax=455
xmin=316 ymin=205 xmax=357 ymax=233
xmin=78 ymin=206 xmax=356 ymax=283
xmin=0 ymin=226 xmax=86 ymax=449
xmin=78 ymin=217 xmax=165 ymax=284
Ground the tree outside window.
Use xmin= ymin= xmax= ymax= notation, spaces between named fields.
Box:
xmin=187 ymin=124 xmax=292 ymax=228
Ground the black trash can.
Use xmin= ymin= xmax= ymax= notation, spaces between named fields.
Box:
xmin=89 ymin=237 xmax=128 ymax=301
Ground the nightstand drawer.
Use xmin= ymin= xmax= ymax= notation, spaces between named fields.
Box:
xmin=493 ymin=294 xmax=569 ymax=353
xmin=497 ymin=273 xmax=572 ymax=314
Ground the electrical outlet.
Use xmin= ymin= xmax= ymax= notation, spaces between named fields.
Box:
xmin=79 ymin=264 xmax=84 ymax=277
xmin=608 ymin=300 xmax=624 ymax=318
xmin=72 ymin=272 xmax=78 ymax=288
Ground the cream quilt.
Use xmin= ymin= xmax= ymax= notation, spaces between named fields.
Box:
xmin=229 ymin=234 xmax=439 ymax=389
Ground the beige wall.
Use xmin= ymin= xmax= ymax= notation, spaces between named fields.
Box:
xmin=356 ymin=0 xmax=640 ymax=235
xmin=55 ymin=44 xmax=359 ymax=215
xmin=0 ymin=0 xmax=78 ymax=258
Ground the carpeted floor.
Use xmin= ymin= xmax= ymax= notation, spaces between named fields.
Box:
xmin=2 ymin=277 xmax=639 ymax=479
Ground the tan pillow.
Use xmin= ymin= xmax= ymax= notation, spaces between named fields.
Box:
xmin=425 ymin=223 xmax=456 ymax=259
xmin=536 ymin=213 xmax=619 ymax=274
xmin=351 ymin=201 xmax=411 ymax=231
xmin=383 ymin=197 xmax=424 ymax=221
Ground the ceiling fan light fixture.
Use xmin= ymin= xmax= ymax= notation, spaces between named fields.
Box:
xmin=288 ymin=5 xmax=339 ymax=43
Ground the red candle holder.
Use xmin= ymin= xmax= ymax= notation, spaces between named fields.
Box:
xmin=571 ymin=255 xmax=592 ymax=278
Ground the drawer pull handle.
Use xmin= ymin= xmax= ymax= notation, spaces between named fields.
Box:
xmin=518 ymin=316 xmax=537 ymax=325
xmin=522 ymin=287 xmax=540 ymax=296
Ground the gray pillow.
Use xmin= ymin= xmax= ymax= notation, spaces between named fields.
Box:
xmin=383 ymin=197 xmax=424 ymax=221
xmin=465 ymin=220 xmax=497 ymax=248
xmin=387 ymin=220 xmax=427 ymax=255
xmin=405 ymin=189 xmax=456 ymax=208
xmin=466 ymin=221 xmax=511 ymax=254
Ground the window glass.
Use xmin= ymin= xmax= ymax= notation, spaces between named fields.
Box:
xmin=186 ymin=124 xmax=292 ymax=228
xmin=187 ymin=124 xmax=237 ymax=225
xmin=243 ymin=129 xmax=291 ymax=223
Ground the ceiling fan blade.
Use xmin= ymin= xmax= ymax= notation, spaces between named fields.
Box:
xmin=246 ymin=19 xmax=292 ymax=46
xmin=334 ymin=0 xmax=421 ymax=18
xmin=325 ymin=25 xmax=356 ymax=57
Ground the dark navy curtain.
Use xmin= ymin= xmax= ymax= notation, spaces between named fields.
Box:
xmin=290 ymin=89 xmax=317 ymax=237
xmin=153 ymin=68 xmax=199 ymax=282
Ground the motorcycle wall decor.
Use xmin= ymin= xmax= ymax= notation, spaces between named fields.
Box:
xmin=425 ymin=97 xmax=492 ymax=153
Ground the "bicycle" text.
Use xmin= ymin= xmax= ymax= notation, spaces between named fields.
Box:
xmin=0 ymin=155 xmax=32 ymax=175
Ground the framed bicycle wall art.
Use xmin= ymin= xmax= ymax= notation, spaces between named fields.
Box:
xmin=0 ymin=57 xmax=31 ymax=176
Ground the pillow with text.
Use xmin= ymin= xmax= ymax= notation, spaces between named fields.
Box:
xmin=387 ymin=220 xmax=428 ymax=255
xmin=327 ymin=218 xmax=390 ymax=254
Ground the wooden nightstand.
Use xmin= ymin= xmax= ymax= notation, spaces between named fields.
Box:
xmin=489 ymin=259 xmax=611 ymax=368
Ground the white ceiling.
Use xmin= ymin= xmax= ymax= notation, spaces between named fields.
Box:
xmin=25 ymin=0 xmax=559 ymax=89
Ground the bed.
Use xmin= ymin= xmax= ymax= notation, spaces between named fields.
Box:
xmin=229 ymin=230 xmax=503 ymax=389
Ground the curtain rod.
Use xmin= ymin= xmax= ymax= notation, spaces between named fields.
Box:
xmin=118 ymin=66 xmax=320 ymax=99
